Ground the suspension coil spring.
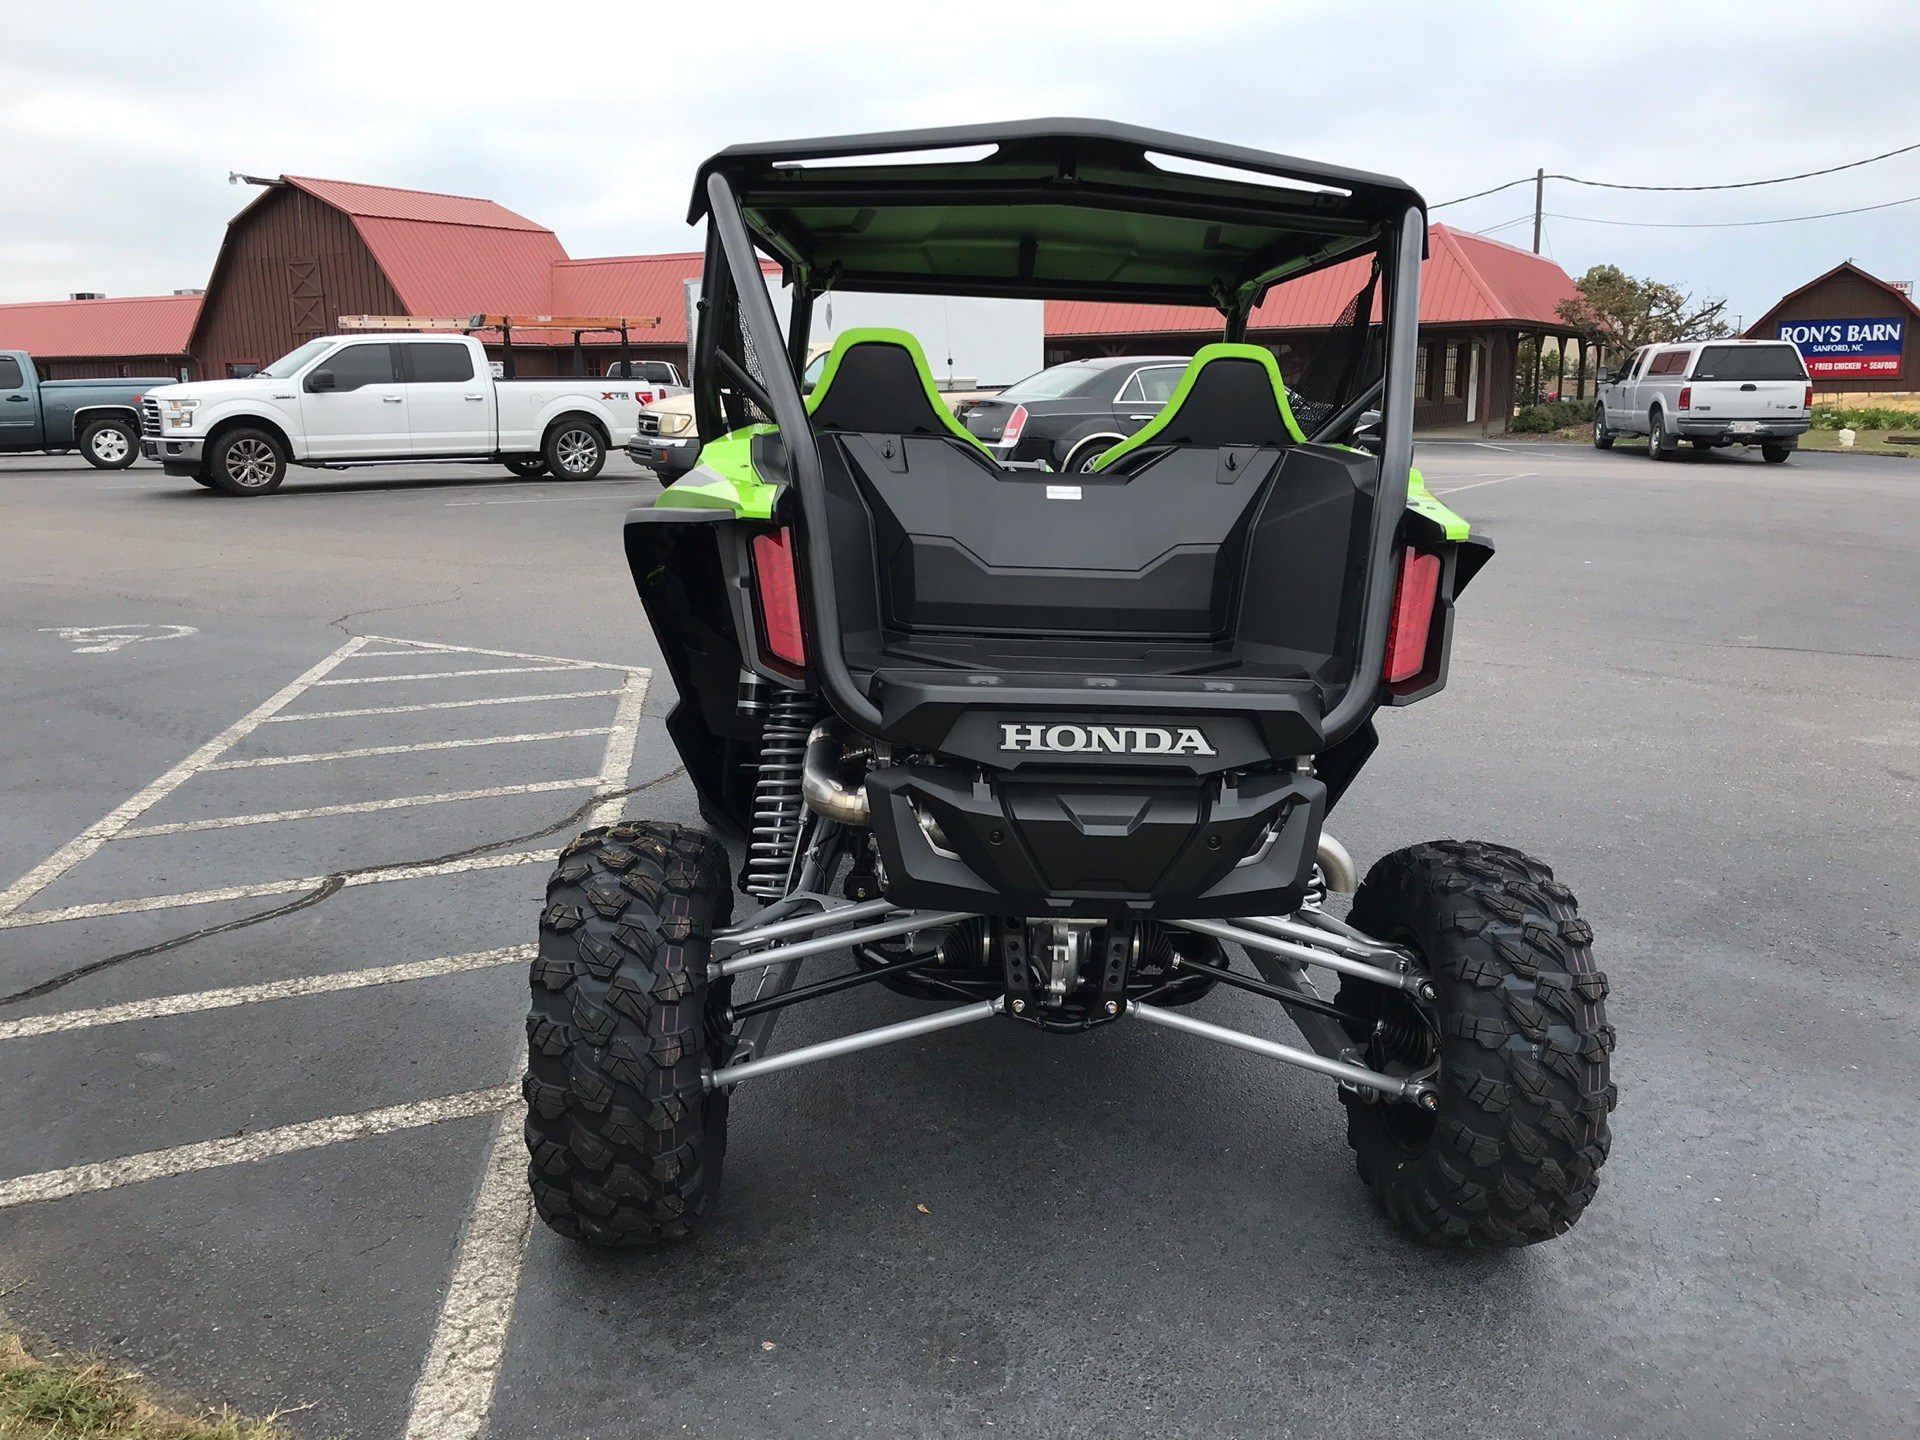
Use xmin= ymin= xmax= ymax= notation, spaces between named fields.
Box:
xmin=744 ymin=690 xmax=819 ymax=899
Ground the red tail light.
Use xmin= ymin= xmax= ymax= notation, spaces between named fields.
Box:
xmin=1804 ymin=384 xmax=1814 ymax=409
xmin=1677 ymin=385 xmax=1691 ymax=410
xmin=1383 ymin=548 xmax=1442 ymax=684
xmin=750 ymin=529 xmax=806 ymax=667
xmin=1001 ymin=403 xmax=1029 ymax=446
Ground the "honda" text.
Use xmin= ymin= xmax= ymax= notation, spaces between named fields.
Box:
xmin=998 ymin=723 xmax=1216 ymax=756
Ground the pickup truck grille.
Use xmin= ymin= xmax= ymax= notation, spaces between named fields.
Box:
xmin=635 ymin=412 xmax=661 ymax=439
xmin=139 ymin=398 xmax=161 ymax=437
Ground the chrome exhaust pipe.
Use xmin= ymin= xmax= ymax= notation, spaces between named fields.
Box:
xmin=1315 ymin=834 xmax=1357 ymax=894
xmin=802 ymin=719 xmax=870 ymax=826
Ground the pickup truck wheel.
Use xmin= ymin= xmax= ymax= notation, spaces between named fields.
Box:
xmin=1646 ymin=410 xmax=1671 ymax=462
xmin=505 ymin=458 xmax=548 ymax=478
xmin=545 ymin=421 xmax=606 ymax=480
xmin=1591 ymin=407 xmax=1613 ymax=450
xmin=207 ymin=428 xmax=286 ymax=495
xmin=79 ymin=418 xmax=138 ymax=469
xmin=1761 ymin=443 xmax=1793 ymax=464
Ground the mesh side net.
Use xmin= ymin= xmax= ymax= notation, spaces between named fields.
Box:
xmin=1286 ymin=260 xmax=1382 ymax=439
xmin=712 ymin=280 xmax=774 ymax=430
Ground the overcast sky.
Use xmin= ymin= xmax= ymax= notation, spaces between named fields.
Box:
xmin=4 ymin=1 xmax=1918 ymax=327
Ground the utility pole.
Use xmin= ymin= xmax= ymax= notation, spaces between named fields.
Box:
xmin=1532 ymin=167 xmax=1545 ymax=254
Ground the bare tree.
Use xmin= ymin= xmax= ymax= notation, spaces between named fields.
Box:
xmin=1557 ymin=264 xmax=1731 ymax=363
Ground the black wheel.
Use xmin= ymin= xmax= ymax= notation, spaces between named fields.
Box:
xmin=504 ymin=458 xmax=548 ymax=477
xmin=79 ymin=417 xmax=138 ymax=469
xmin=1646 ymin=410 xmax=1670 ymax=461
xmin=1063 ymin=437 xmax=1113 ymax=473
xmin=524 ymin=821 xmax=737 ymax=1246
xmin=1591 ymin=407 xmax=1613 ymax=450
xmin=206 ymin=427 xmax=286 ymax=495
xmin=1338 ymin=839 xmax=1615 ymax=1249
xmin=1761 ymin=443 xmax=1792 ymax=464
xmin=544 ymin=419 xmax=606 ymax=480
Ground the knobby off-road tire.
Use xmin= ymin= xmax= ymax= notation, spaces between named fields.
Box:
xmin=1339 ymin=840 xmax=1615 ymax=1248
xmin=524 ymin=821 xmax=737 ymax=1246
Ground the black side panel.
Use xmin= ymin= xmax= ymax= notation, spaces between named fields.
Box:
xmin=1231 ymin=444 xmax=1378 ymax=687
xmin=622 ymin=513 xmax=760 ymax=840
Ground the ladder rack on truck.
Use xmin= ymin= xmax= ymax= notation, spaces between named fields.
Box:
xmin=336 ymin=313 xmax=663 ymax=378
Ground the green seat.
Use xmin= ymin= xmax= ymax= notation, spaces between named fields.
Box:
xmin=1091 ymin=343 xmax=1305 ymax=471
xmin=805 ymin=327 xmax=994 ymax=457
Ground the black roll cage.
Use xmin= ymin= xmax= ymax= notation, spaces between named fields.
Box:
xmin=690 ymin=122 xmax=1425 ymax=748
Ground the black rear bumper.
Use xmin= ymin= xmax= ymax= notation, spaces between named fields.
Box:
xmin=867 ymin=764 xmax=1325 ymax=918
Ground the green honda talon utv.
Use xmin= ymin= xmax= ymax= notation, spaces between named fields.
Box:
xmin=524 ymin=119 xmax=1615 ymax=1251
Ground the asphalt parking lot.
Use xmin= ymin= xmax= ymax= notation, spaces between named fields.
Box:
xmin=1 ymin=439 xmax=1916 ymax=1439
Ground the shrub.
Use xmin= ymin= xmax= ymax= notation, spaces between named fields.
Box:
xmin=1510 ymin=399 xmax=1589 ymax=433
xmin=1811 ymin=404 xmax=1918 ymax=431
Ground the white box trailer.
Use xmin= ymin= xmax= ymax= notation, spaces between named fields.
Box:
xmin=683 ymin=276 xmax=1043 ymax=389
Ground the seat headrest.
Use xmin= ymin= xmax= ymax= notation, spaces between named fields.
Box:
xmin=1092 ymin=343 xmax=1304 ymax=470
xmin=806 ymin=327 xmax=993 ymax=455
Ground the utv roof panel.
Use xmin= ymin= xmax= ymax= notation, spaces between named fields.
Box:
xmin=691 ymin=119 xmax=1426 ymax=310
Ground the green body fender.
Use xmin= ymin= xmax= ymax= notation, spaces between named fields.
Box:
xmin=1406 ymin=465 xmax=1470 ymax=541
xmin=652 ymin=423 xmax=780 ymax=520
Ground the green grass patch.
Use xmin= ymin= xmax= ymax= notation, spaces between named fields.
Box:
xmin=0 ymin=1334 xmax=286 ymax=1440
xmin=1795 ymin=429 xmax=1919 ymax=457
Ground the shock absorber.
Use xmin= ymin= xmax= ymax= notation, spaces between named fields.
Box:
xmin=744 ymin=690 xmax=819 ymax=899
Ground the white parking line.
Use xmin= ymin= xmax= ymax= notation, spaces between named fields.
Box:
xmin=205 ymin=727 xmax=613 ymax=771
xmin=588 ymin=671 xmax=650 ymax=826
xmin=1430 ymin=471 xmax=1539 ymax=496
xmin=0 ymin=635 xmax=371 ymax=923
xmin=311 ymin=665 xmax=590 ymax=687
xmin=0 ymin=849 xmax=558 ymax=931
xmin=116 ymin=779 xmax=601 ymax=839
xmin=265 ymin=689 xmax=622 ymax=722
xmin=360 ymin=635 xmax=643 ymax=674
xmin=0 ymin=945 xmax=532 ymax=1042
xmin=403 ymin=1116 xmax=532 ymax=1440
xmin=0 ymin=1084 xmax=518 ymax=1210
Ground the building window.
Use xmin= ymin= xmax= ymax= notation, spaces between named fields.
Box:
xmin=1443 ymin=344 xmax=1460 ymax=398
xmin=227 ymin=361 xmax=261 ymax=379
xmin=1414 ymin=344 xmax=1429 ymax=399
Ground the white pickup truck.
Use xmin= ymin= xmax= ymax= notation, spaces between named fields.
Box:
xmin=1594 ymin=339 xmax=1811 ymax=464
xmin=139 ymin=333 xmax=653 ymax=494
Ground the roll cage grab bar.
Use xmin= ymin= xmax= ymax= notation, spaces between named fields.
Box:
xmin=701 ymin=170 xmax=1422 ymax=747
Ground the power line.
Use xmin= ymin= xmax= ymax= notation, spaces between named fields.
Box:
xmin=1544 ymin=192 xmax=1920 ymax=229
xmin=1431 ymin=139 xmax=1920 ymax=209
xmin=1558 ymin=139 xmax=1920 ymax=192
xmin=1470 ymin=212 xmax=1536 ymax=237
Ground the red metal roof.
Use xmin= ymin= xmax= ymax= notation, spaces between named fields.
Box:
xmin=551 ymin=253 xmax=703 ymax=343
xmin=0 ymin=292 xmax=200 ymax=359
xmin=275 ymin=176 xmax=569 ymax=320
xmin=550 ymin=252 xmax=777 ymax=345
xmin=1046 ymin=224 xmax=1579 ymax=338
xmin=281 ymin=177 xmax=550 ymax=231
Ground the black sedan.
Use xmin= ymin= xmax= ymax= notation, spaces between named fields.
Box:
xmin=958 ymin=354 xmax=1191 ymax=472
